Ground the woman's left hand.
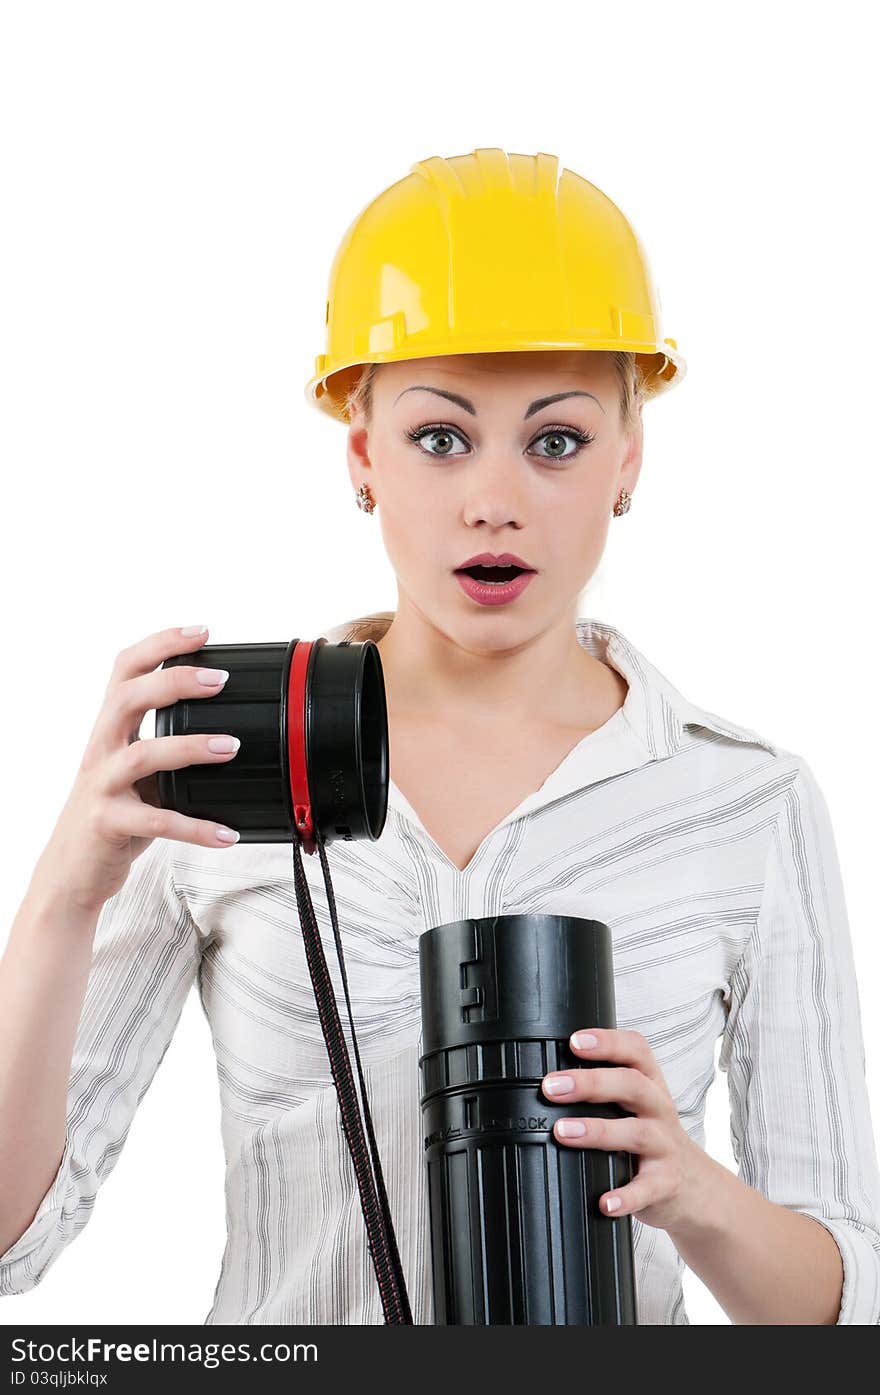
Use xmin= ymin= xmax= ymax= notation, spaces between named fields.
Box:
xmin=542 ymin=1027 xmax=706 ymax=1231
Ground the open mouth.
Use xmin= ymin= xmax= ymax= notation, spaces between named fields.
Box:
xmin=456 ymin=565 xmax=530 ymax=583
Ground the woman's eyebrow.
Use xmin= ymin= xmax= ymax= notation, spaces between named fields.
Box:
xmin=393 ymin=386 xmax=605 ymax=417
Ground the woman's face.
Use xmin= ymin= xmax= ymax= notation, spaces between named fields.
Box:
xmin=346 ymin=350 xmax=643 ymax=640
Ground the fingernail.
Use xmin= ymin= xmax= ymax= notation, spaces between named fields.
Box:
xmin=557 ymin=1120 xmax=585 ymax=1139
xmin=181 ymin=624 xmax=209 ymax=636
xmin=208 ymin=736 xmax=240 ymax=753
xmin=544 ymin=1075 xmax=574 ymax=1095
xmin=572 ymin=1032 xmax=598 ymax=1050
xmin=605 ymin=1197 xmax=622 ymax=1212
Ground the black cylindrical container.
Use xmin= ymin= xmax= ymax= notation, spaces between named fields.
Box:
xmin=155 ymin=638 xmax=388 ymax=845
xmin=419 ymin=914 xmax=637 ymax=1326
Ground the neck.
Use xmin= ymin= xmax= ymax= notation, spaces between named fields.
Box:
xmin=372 ymin=599 xmax=627 ymax=731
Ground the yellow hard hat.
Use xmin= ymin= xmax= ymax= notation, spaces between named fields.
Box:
xmin=305 ymin=148 xmax=685 ymax=424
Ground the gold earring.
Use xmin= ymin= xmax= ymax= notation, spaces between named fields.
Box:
xmin=613 ymin=488 xmax=632 ymax=517
xmin=355 ymin=483 xmax=376 ymax=514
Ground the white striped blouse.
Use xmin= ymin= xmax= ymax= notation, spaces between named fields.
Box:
xmin=2 ymin=614 xmax=879 ymax=1324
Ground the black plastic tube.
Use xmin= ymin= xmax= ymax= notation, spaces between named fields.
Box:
xmin=419 ymin=913 xmax=638 ymax=1325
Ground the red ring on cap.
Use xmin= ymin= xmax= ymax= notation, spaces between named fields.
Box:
xmin=287 ymin=640 xmax=316 ymax=854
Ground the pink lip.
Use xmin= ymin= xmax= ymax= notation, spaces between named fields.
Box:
xmin=457 ymin=551 xmax=535 ymax=571
xmin=454 ymin=570 xmax=536 ymax=606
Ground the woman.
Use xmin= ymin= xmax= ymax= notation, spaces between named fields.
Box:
xmin=1 ymin=149 xmax=878 ymax=1325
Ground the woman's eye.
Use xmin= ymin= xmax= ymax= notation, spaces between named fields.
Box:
xmin=405 ymin=425 xmax=468 ymax=456
xmin=530 ymin=428 xmax=596 ymax=460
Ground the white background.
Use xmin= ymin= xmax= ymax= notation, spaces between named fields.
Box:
xmin=1 ymin=0 xmax=877 ymax=1327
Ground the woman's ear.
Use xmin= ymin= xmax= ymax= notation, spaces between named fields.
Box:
xmin=620 ymin=416 xmax=644 ymax=495
xmin=346 ymin=407 xmax=373 ymax=493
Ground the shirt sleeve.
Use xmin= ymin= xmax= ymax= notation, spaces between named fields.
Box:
xmin=0 ymin=837 xmax=204 ymax=1295
xmin=718 ymin=757 xmax=880 ymax=1324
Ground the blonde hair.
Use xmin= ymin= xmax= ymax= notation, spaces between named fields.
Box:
xmin=343 ymin=351 xmax=647 ymax=436
xmin=322 ymin=611 xmax=396 ymax=645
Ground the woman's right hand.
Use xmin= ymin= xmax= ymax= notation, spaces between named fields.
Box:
xmin=31 ymin=625 xmax=243 ymax=915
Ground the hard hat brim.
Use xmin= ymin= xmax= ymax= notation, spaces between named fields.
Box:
xmin=306 ymin=341 xmax=686 ymax=425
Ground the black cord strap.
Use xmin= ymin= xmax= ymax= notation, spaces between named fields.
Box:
xmin=290 ymin=833 xmax=413 ymax=1324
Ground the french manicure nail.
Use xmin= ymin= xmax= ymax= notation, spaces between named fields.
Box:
xmin=557 ymin=1120 xmax=585 ymax=1139
xmin=544 ymin=1076 xmax=575 ymax=1095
